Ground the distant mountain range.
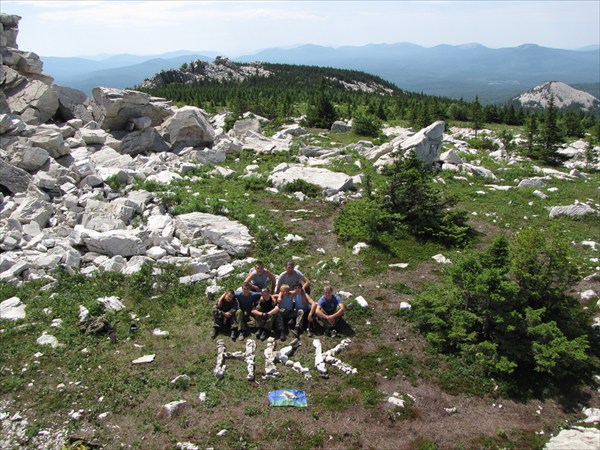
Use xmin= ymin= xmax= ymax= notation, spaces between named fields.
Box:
xmin=41 ymin=42 xmax=599 ymax=104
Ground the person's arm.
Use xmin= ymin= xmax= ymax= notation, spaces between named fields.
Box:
xmin=315 ymin=304 xmax=327 ymax=319
xmin=267 ymin=270 xmax=277 ymax=293
xmin=306 ymin=294 xmax=317 ymax=320
xmin=330 ymin=299 xmax=346 ymax=319
xmin=243 ymin=272 xmax=255 ymax=287
xmin=301 ymin=275 xmax=310 ymax=291
xmin=274 ymin=274 xmax=283 ymax=294
xmin=268 ymin=303 xmax=280 ymax=315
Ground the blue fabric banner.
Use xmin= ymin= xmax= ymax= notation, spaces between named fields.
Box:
xmin=268 ymin=389 xmax=308 ymax=407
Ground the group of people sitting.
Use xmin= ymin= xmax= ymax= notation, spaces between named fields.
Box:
xmin=211 ymin=261 xmax=346 ymax=341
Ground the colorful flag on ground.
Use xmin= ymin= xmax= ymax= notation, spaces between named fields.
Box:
xmin=268 ymin=389 xmax=308 ymax=407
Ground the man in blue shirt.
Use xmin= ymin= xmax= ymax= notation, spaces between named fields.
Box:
xmin=315 ymin=285 xmax=346 ymax=338
xmin=235 ymin=282 xmax=259 ymax=340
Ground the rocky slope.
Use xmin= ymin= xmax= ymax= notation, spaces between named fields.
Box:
xmin=513 ymin=80 xmax=600 ymax=112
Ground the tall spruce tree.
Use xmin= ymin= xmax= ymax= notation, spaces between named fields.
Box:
xmin=538 ymin=95 xmax=566 ymax=165
xmin=471 ymin=95 xmax=484 ymax=138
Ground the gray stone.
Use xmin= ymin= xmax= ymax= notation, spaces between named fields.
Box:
xmin=120 ymin=127 xmax=170 ymax=156
xmin=517 ymin=178 xmax=546 ymax=189
xmin=549 ymin=204 xmax=596 ymax=218
xmin=544 ymin=426 xmax=600 ymax=449
xmin=400 ymin=121 xmax=445 ymax=165
xmin=4 ymin=77 xmax=59 ymax=124
xmin=52 ymin=85 xmax=91 ymax=122
xmin=161 ymin=106 xmax=215 ymax=148
xmin=232 ymin=117 xmax=261 ymax=137
xmin=10 ymin=196 xmax=53 ymax=227
xmin=84 ymin=229 xmax=147 ymax=257
xmin=15 ymin=145 xmax=49 ymax=172
xmin=174 ymin=212 xmax=252 ymax=257
xmin=331 ymin=120 xmax=351 ymax=132
xmin=268 ymin=163 xmax=353 ymax=195
xmin=28 ymin=126 xmax=69 ymax=158
xmin=80 ymin=128 xmax=108 ymax=145
xmin=0 ymin=157 xmax=32 ymax=194
xmin=90 ymin=87 xmax=172 ymax=131
xmin=0 ymin=296 xmax=26 ymax=320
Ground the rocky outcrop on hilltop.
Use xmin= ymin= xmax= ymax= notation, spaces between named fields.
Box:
xmin=140 ymin=56 xmax=274 ymax=89
xmin=513 ymin=81 xmax=600 ymax=113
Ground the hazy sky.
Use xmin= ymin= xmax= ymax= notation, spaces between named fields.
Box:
xmin=2 ymin=1 xmax=599 ymax=57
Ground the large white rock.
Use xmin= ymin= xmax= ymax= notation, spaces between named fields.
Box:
xmin=400 ymin=120 xmax=445 ymax=165
xmin=174 ymin=212 xmax=252 ymax=257
xmin=161 ymin=106 xmax=215 ymax=148
xmin=0 ymin=158 xmax=32 ymax=194
xmin=544 ymin=426 xmax=600 ymax=449
xmin=83 ymin=229 xmax=148 ymax=257
xmin=268 ymin=163 xmax=353 ymax=195
xmin=120 ymin=127 xmax=170 ymax=156
xmin=10 ymin=196 xmax=53 ymax=227
xmin=4 ymin=75 xmax=59 ymax=124
xmin=96 ymin=296 xmax=126 ymax=312
xmin=549 ymin=204 xmax=596 ymax=219
xmin=90 ymin=87 xmax=172 ymax=131
xmin=0 ymin=296 xmax=26 ymax=320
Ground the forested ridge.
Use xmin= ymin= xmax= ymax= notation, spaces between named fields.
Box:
xmin=138 ymin=60 xmax=599 ymax=135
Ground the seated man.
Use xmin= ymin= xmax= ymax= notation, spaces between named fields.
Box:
xmin=291 ymin=282 xmax=316 ymax=337
xmin=235 ymin=282 xmax=259 ymax=339
xmin=244 ymin=261 xmax=277 ymax=293
xmin=251 ymin=288 xmax=284 ymax=341
xmin=275 ymin=261 xmax=310 ymax=294
xmin=276 ymin=284 xmax=296 ymax=339
xmin=212 ymin=289 xmax=240 ymax=341
xmin=315 ymin=285 xmax=346 ymax=337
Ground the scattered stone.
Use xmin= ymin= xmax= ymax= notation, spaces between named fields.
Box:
xmin=399 ymin=302 xmax=412 ymax=310
xmin=162 ymin=400 xmax=186 ymax=418
xmin=96 ymin=296 xmax=126 ymax=312
xmin=354 ymin=296 xmax=368 ymax=308
xmin=352 ymin=242 xmax=369 ymax=255
xmin=389 ymin=263 xmax=409 ymax=269
xmin=36 ymin=332 xmax=59 ymax=348
xmin=387 ymin=396 xmax=405 ymax=408
xmin=132 ymin=354 xmax=155 ymax=364
xmin=581 ymin=290 xmax=597 ymax=301
xmin=432 ymin=254 xmax=452 ymax=264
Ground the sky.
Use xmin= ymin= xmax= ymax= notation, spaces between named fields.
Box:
xmin=2 ymin=0 xmax=599 ymax=57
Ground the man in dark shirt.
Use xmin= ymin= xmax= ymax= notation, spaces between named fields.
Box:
xmin=251 ymin=288 xmax=284 ymax=341
xmin=212 ymin=289 xmax=240 ymax=341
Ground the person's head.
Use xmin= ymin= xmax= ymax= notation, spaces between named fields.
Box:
xmin=293 ymin=282 xmax=303 ymax=294
xmin=323 ymin=285 xmax=334 ymax=299
xmin=242 ymin=282 xmax=251 ymax=294
xmin=285 ymin=261 xmax=295 ymax=274
xmin=260 ymin=287 xmax=271 ymax=301
xmin=224 ymin=290 xmax=235 ymax=301
xmin=281 ymin=284 xmax=290 ymax=295
xmin=254 ymin=262 xmax=265 ymax=274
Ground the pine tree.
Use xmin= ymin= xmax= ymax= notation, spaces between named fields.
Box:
xmin=539 ymin=95 xmax=566 ymax=165
xmin=524 ymin=114 xmax=538 ymax=157
xmin=471 ymin=95 xmax=484 ymax=138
